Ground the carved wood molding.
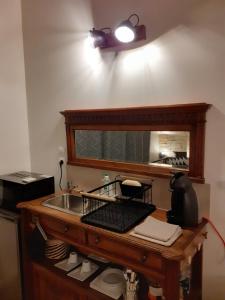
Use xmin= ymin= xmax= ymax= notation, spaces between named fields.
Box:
xmin=61 ymin=103 xmax=210 ymax=125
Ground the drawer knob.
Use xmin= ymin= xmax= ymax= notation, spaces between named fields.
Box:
xmin=95 ymin=236 xmax=100 ymax=244
xmin=140 ymin=255 xmax=147 ymax=263
xmin=64 ymin=225 xmax=69 ymax=233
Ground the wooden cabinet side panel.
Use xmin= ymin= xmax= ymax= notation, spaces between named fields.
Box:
xmin=32 ymin=262 xmax=84 ymax=300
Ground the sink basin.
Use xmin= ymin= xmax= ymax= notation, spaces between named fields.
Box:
xmin=42 ymin=194 xmax=88 ymax=216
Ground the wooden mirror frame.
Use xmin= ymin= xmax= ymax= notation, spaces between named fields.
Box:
xmin=61 ymin=103 xmax=210 ymax=183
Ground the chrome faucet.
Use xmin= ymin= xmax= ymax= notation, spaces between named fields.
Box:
xmin=67 ymin=181 xmax=79 ymax=193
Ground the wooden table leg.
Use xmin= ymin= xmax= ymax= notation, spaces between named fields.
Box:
xmin=184 ymin=247 xmax=203 ymax=300
xmin=163 ymin=260 xmax=180 ymax=300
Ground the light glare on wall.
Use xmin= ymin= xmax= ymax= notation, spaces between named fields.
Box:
xmin=84 ymin=36 xmax=103 ymax=74
xmin=142 ymin=44 xmax=162 ymax=63
xmin=121 ymin=50 xmax=145 ymax=72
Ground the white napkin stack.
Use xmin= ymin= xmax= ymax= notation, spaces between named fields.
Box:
xmin=130 ymin=216 xmax=182 ymax=246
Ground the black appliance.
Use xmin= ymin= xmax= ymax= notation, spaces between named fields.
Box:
xmin=0 ymin=171 xmax=54 ymax=300
xmin=0 ymin=171 xmax=55 ymax=212
xmin=167 ymin=172 xmax=198 ymax=227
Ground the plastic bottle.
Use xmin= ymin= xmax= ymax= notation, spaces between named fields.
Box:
xmin=102 ymin=174 xmax=110 ymax=195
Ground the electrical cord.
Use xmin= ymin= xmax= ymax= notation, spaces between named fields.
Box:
xmin=203 ymin=216 xmax=225 ymax=247
xmin=59 ymin=160 xmax=63 ymax=190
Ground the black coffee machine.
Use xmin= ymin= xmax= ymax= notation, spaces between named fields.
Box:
xmin=167 ymin=172 xmax=199 ymax=227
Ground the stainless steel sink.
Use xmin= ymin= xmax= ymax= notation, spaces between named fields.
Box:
xmin=42 ymin=193 xmax=87 ymax=216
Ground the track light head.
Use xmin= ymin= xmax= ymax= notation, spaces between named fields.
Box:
xmin=114 ymin=20 xmax=135 ymax=43
xmin=89 ymin=28 xmax=107 ymax=48
xmin=114 ymin=14 xmax=139 ymax=43
xmin=90 ymin=14 xmax=146 ymax=50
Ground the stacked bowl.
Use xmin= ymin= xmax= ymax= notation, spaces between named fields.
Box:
xmin=45 ymin=239 xmax=69 ymax=260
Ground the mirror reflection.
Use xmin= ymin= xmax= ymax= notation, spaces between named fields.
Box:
xmin=74 ymin=130 xmax=190 ymax=169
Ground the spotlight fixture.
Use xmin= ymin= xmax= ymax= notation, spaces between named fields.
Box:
xmin=89 ymin=27 xmax=111 ymax=48
xmin=89 ymin=14 xmax=146 ymax=50
xmin=114 ymin=14 xmax=139 ymax=43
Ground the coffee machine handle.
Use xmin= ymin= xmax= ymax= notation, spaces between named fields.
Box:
xmin=169 ymin=172 xmax=185 ymax=191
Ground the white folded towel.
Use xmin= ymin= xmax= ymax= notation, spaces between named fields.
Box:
xmin=122 ymin=179 xmax=141 ymax=186
xmin=130 ymin=226 xmax=182 ymax=246
xmin=133 ymin=216 xmax=182 ymax=242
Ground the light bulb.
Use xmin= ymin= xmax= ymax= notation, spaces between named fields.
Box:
xmin=114 ymin=26 xmax=135 ymax=43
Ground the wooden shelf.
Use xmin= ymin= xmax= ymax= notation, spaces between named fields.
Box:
xmin=32 ymin=259 xmax=123 ymax=300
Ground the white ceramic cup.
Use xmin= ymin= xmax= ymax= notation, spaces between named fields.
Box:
xmin=80 ymin=259 xmax=91 ymax=273
xmin=67 ymin=252 xmax=78 ymax=264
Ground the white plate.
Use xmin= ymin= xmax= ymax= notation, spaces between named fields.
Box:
xmin=90 ymin=268 xmax=125 ymax=299
xmin=67 ymin=261 xmax=99 ymax=281
xmin=54 ymin=255 xmax=83 ymax=272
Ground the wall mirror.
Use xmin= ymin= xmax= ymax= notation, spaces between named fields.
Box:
xmin=61 ymin=103 xmax=210 ymax=183
xmin=75 ymin=130 xmax=190 ymax=169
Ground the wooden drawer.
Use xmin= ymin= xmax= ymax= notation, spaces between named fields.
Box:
xmin=87 ymin=231 xmax=163 ymax=272
xmin=38 ymin=214 xmax=86 ymax=245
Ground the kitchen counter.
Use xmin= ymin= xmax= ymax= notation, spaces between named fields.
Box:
xmin=18 ymin=193 xmax=207 ymax=300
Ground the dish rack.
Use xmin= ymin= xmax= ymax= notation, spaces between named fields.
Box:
xmin=81 ymin=179 xmax=155 ymax=233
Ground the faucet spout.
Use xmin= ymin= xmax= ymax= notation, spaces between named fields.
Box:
xmin=67 ymin=181 xmax=80 ymax=194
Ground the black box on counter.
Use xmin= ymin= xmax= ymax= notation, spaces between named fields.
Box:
xmin=0 ymin=171 xmax=55 ymax=212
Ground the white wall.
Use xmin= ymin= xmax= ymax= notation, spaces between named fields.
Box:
xmin=21 ymin=0 xmax=225 ymax=299
xmin=0 ymin=0 xmax=30 ymax=174
xmin=21 ymin=0 xmax=95 ymax=185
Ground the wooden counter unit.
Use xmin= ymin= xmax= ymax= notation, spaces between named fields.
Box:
xmin=18 ymin=194 xmax=207 ymax=300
